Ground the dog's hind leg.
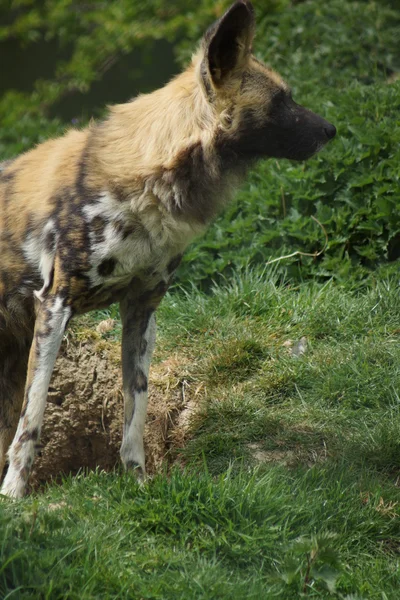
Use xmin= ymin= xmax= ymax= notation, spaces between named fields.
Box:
xmin=0 ymin=339 xmax=30 ymax=481
xmin=1 ymin=295 xmax=71 ymax=498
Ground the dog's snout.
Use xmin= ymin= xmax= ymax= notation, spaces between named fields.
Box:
xmin=324 ymin=124 xmax=336 ymax=140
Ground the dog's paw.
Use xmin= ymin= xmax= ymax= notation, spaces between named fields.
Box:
xmin=0 ymin=478 xmax=26 ymax=499
xmin=124 ymin=460 xmax=146 ymax=483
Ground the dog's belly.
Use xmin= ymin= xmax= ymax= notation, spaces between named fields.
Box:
xmin=70 ymin=271 xmax=172 ymax=315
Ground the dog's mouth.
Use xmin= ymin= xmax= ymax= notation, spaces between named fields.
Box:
xmin=288 ymin=136 xmax=335 ymax=162
xmin=293 ymin=115 xmax=336 ymax=161
xmin=268 ymin=132 xmax=335 ymax=162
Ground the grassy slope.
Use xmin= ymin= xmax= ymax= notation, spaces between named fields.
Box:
xmin=1 ymin=268 xmax=400 ymax=599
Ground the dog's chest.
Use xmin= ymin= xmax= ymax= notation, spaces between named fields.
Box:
xmin=82 ymin=191 xmax=195 ymax=288
xmin=22 ymin=191 xmax=196 ymax=310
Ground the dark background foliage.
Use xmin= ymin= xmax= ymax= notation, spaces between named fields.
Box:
xmin=1 ymin=0 xmax=400 ymax=286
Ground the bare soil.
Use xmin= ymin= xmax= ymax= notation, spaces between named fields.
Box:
xmin=30 ymin=325 xmax=198 ymax=489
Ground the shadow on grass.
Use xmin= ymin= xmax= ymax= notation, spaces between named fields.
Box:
xmin=181 ymin=411 xmax=400 ymax=488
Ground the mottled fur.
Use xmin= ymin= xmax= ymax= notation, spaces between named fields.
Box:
xmin=0 ymin=1 xmax=335 ymax=497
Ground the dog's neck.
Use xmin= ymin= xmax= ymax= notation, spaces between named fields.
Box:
xmin=91 ymin=64 xmax=213 ymax=177
xmin=89 ymin=60 xmax=248 ymax=225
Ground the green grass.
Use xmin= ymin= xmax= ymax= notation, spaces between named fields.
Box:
xmin=1 ymin=465 xmax=399 ymax=599
xmin=2 ymin=267 xmax=400 ymax=599
xmin=158 ymin=267 xmax=400 ymax=474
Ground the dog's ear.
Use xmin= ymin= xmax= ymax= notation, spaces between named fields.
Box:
xmin=203 ymin=1 xmax=255 ymax=86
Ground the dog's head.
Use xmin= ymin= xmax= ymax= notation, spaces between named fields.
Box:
xmin=199 ymin=0 xmax=336 ymax=162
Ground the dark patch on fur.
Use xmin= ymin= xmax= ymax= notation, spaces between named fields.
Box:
xmin=113 ymin=218 xmax=145 ymax=241
xmin=0 ymin=170 xmax=16 ymax=184
xmin=110 ymin=182 xmax=130 ymax=203
xmin=91 ymin=215 xmax=107 ymax=245
xmin=71 ymin=279 xmax=130 ymax=313
xmin=44 ymin=230 xmax=56 ymax=253
xmin=30 ymin=427 xmax=40 ymax=442
xmin=75 ymin=149 xmax=96 ymax=203
xmin=20 ymin=391 xmax=30 ymax=418
xmin=98 ymin=258 xmax=116 ymax=277
xmin=164 ymin=142 xmax=230 ymax=224
xmin=18 ymin=428 xmax=39 ymax=444
xmin=218 ymin=94 xmax=335 ymax=164
xmin=133 ymin=368 xmax=148 ymax=393
xmin=123 ymin=306 xmax=154 ymax=342
xmin=139 ymin=281 xmax=168 ymax=306
xmin=167 ymin=254 xmax=182 ymax=275
xmin=35 ymin=304 xmax=55 ymax=342
xmin=0 ymin=160 xmax=17 ymax=190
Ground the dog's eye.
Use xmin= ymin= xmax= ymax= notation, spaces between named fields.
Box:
xmin=273 ymin=90 xmax=294 ymax=110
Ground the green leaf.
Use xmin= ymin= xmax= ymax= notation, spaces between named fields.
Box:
xmin=311 ymin=564 xmax=341 ymax=593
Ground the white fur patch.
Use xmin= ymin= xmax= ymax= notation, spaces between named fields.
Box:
xmin=23 ymin=219 xmax=58 ymax=301
xmin=84 ymin=189 xmax=205 ymax=288
xmin=84 ymin=192 xmax=150 ymax=286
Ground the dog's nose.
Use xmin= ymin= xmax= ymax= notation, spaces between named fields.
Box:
xmin=324 ymin=124 xmax=336 ymax=140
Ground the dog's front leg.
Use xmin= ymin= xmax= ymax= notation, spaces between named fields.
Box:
xmin=119 ymin=292 xmax=159 ymax=480
xmin=0 ymin=295 xmax=71 ymax=498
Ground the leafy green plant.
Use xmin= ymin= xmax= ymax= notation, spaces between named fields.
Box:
xmin=280 ymin=533 xmax=342 ymax=595
xmin=178 ymin=0 xmax=400 ymax=288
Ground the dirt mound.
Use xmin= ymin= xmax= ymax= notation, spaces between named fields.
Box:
xmin=30 ymin=325 xmax=197 ymax=489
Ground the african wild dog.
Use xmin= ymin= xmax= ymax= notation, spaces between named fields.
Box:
xmin=0 ymin=0 xmax=336 ymax=497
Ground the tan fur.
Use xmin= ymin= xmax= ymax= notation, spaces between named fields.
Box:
xmin=93 ymin=63 xmax=215 ymax=177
